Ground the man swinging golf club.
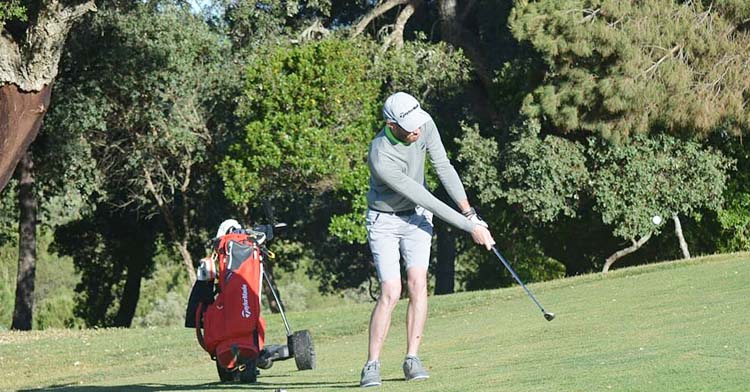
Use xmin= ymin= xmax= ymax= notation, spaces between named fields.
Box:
xmin=360 ymin=92 xmax=495 ymax=387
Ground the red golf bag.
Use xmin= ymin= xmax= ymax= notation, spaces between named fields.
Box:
xmin=186 ymin=221 xmax=316 ymax=383
xmin=194 ymin=232 xmax=266 ymax=382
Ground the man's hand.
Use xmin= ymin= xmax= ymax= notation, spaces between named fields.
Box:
xmin=471 ymin=225 xmax=495 ymax=250
xmin=463 ymin=207 xmax=488 ymax=228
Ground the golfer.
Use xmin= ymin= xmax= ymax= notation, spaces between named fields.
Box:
xmin=360 ymin=92 xmax=495 ymax=387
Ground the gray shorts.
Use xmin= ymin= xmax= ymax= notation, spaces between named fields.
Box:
xmin=366 ymin=207 xmax=434 ymax=282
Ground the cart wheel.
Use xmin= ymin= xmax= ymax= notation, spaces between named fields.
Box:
xmin=291 ymin=330 xmax=316 ymax=370
xmin=257 ymin=354 xmax=274 ymax=370
xmin=238 ymin=359 xmax=258 ymax=383
xmin=216 ymin=361 xmax=237 ymax=382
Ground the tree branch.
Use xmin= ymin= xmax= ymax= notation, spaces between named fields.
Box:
xmin=297 ymin=19 xmax=330 ymax=42
xmin=642 ymin=44 xmax=681 ymax=77
xmin=351 ymin=0 xmax=410 ymax=38
xmin=603 ymin=233 xmax=652 ymax=273
xmin=144 ymin=166 xmax=196 ymax=283
xmin=3 ymin=0 xmax=97 ymax=91
xmin=381 ymin=0 xmax=421 ymax=51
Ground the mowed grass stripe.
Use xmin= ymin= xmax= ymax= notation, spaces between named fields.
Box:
xmin=1 ymin=253 xmax=747 ymax=391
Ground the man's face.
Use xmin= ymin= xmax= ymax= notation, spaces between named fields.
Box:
xmin=387 ymin=122 xmax=421 ymax=144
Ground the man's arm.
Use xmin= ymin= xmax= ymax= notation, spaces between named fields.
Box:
xmin=371 ymin=155 xmax=476 ymax=233
xmin=422 ymin=121 xmax=470 ymax=212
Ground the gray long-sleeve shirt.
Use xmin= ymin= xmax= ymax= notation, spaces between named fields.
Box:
xmin=366 ymin=120 xmax=476 ymax=233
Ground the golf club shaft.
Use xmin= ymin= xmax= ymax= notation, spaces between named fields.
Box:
xmin=491 ymin=246 xmax=548 ymax=314
xmin=263 ymin=267 xmax=292 ymax=336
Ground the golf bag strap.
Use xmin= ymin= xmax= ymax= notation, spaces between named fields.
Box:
xmin=195 ymin=302 xmax=207 ymax=351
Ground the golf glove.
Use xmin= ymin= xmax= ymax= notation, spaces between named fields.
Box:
xmin=463 ymin=207 xmax=488 ymax=228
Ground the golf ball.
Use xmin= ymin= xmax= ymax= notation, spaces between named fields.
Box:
xmin=652 ymin=215 xmax=662 ymax=225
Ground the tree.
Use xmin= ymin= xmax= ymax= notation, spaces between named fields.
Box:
xmin=509 ymin=0 xmax=750 ymax=141
xmin=52 ymin=204 xmax=158 ymax=327
xmin=48 ymin=3 xmax=237 ymax=284
xmin=2 ymin=0 xmax=95 ymax=330
xmin=218 ymin=37 xmax=381 ymax=301
xmin=589 ymin=134 xmax=732 ymax=270
xmin=459 ymin=119 xmax=733 ymax=273
xmin=0 ymin=0 xmax=96 ymax=192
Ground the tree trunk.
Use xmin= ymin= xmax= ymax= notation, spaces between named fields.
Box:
xmin=143 ymin=167 xmax=197 ymax=283
xmin=113 ymin=261 xmax=143 ymax=328
xmin=0 ymin=84 xmax=52 ymax=192
xmin=0 ymin=0 xmax=96 ymax=192
xmin=438 ymin=0 xmax=459 ymax=43
xmin=436 ymin=0 xmax=500 ymax=126
xmin=176 ymin=242 xmax=197 ymax=283
xmin=672 ymin=214 xmax=690 ymax=259
xmin=11 ymin=152 xmax=37 ymax=331
xmin=602 ymin=233 xmax=652 ymax=273
xmin=434 ymin=219 xmax=456 ymax=295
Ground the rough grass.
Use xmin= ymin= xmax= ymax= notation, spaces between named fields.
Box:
xmin=1 ymin=252 xmax=748 ymax=391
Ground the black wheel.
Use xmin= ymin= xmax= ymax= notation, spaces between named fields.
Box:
xmin=257 ymin=350 xmax=274 ymax=370
xmin=216 ymin=361 xmax=237 ymax=382
xmin=291 ymin=330 xmax=316 ymax=370
xmin=238 ymin=359 xmax=258 ymax=383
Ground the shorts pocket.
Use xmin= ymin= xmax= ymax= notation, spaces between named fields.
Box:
xmin=365 ymin=211 xmax=381 ymax=227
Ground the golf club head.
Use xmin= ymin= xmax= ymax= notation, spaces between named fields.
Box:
xmin=543 ymin=312 xmax=555 ymax=321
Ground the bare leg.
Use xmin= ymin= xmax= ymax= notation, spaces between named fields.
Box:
xmin=368 ymin=278 xmax=402 ymax=362
xmin=405 ymin=266 xmax=428 ymax=356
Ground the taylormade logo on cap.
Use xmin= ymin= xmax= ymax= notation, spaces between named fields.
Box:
xmin=383 ymin=92 xmax=432 ymax=133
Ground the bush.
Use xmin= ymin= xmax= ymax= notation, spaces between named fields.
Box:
xmin=133 ymin=292 xmax=186 ymax=327
xmin=35 ymin=295 xmax=83 ymax=329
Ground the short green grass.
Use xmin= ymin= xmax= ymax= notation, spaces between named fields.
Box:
xmin=1 ymin=253 xmax=748 ymax=391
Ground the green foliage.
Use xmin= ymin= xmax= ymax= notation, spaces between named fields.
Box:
xmin=0 ymin=0 xmax=26 ymax=26
xmin=711 ymin=131 xmax=750 ymax=251
xmin=0 ymin=242 xmax=17 ymax=327
xmin=373 ymin=37 xmax=472 ymax=102
xmin=459 ymin=120 xmax=589 ymax=222
xmin=492 ymin=119 xmax=732 ymax=243
xmin=0 ymin=181 xmax=18 ymax=245
xmin=716 ymin=194 xmax=750 ymax=250
xmin=132 ymin=291 xmax=185 ymax=327
xmin=0 ymin=232 xmax=83 ymax=330
xmin=590 ymin=134 xmax=733 ymax=240
xmin=221 ymin=0 xmax=333 ymax=50
xmin=34 ymin=295 xmax=80 ymax=329
xmin=50 ymin=2 xmax=236 ymax=220
xmin=455 ymin=123 xmax=504 ymax=206
xmin=510 ymin=0 xmax=750 ymax=140
xmin=220 ymin=37 xmax=380 ymax=247
xmin=702 ymin=0 xmax=750 ymax=24
xmin=45 ymin=4 xmax=239 ymax=327
xmin=223 ymin=37 xmax=378 ymax=202
xmin=132 ymin=240 xmax=190 ymax=327
xmin=455 ymin=207 xmax=567 ymax=289
xmin=502 ymin=120 xmax=589 ymax=222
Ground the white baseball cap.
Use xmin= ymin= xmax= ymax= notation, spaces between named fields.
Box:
xmin=382 ymin=92 xmax=432 ymax=133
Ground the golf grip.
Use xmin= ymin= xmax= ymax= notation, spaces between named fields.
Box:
xmin=491 ymin=246 xmax=548 ymax=314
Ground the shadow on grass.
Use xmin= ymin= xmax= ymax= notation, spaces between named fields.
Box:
xmin=19 ymin=380 xmax=357 ymax=391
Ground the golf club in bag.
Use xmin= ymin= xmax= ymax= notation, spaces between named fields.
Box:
xmin=491 ymin=246 xmax=555 ymax=321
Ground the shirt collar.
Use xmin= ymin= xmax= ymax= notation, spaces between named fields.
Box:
xmin=384 ymin=126 xmax=408 ymax=145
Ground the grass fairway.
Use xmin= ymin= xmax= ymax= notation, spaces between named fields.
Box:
xmin=1 ymin=253 xmax=748 ymax=391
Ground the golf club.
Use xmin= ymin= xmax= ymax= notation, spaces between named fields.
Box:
xmin=491 ymin=246 xmax=555 ymax=321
